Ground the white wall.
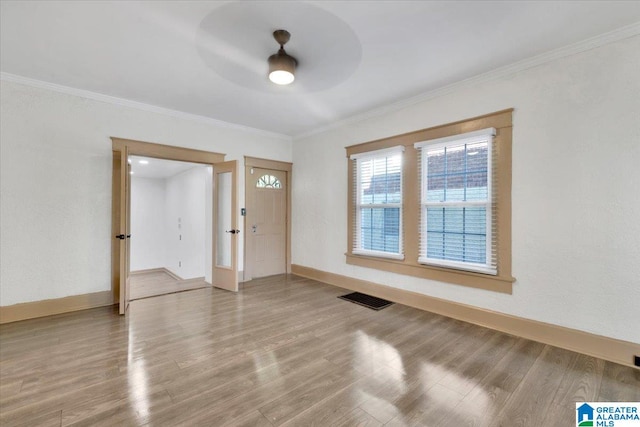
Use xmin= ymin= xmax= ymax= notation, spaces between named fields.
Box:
xmin=130 ymin=176 xmax=166 ymax=271
xmin=130 ymin=167 xmax=210 ymax=280
xmin=0 ymin=80 xmax=291 ymax=306
xmin=164 ymin=166 xmax=208 ymax=280
xmin=292 ymin=36 xmax=640 ymax=344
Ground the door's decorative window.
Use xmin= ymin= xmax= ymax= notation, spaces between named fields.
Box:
xmin=256 ymin=174 xmax=282 ymax=189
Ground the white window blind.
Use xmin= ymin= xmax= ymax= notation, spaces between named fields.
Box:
xmin=350 ymin=146 xmax=404 ymax=259
xmin=415 ymin=128 xmax=497 ymax=275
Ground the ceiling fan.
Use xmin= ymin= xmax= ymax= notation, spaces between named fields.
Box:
xmin=268 ymin=29 xmax=298 ymax=85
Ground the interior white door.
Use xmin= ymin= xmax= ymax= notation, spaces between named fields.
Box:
xmin=213 ymin=160 xmax=239 ymax=292
xmin=248 ymin=168 xmax=287 ymax=278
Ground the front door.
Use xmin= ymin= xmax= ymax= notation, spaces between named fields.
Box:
xmin=212 ymin=160 xmax=239 ymax=292
xmin=247 ymin=168 xmax=287 ymax=278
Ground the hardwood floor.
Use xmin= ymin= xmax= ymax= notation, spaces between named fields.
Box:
xmin=1 ymin=274 xmax=638 ymax=426
xmin=129 ymin=270 xmax=208 ymax=300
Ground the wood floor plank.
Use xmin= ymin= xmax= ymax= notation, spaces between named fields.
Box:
xmin=0 ymin=379 xmax=23 ymax=399
xmin=356 ymin=325 xmax=493 ymax=425
xmin=475 ymin=338 xmax=546 ymax=393
xmin=439 ymin=384 xmax=512 ymax=427
xmin=437 ymin=339 xmax=545 ymax=427
xmin=436 ymin=332 xmax=518 ymax=396
xmin=334 ymin=408 xmax=382 ymax=427
xmin=1 ymin=274 xmax=637 ymax=426
xmin=384 ymin=383 xmax=466 ymax=426
xmin=258 ymin=366 xmax=364 ymax=426
xmin=489 ymin=345 xmax=578 ymax=427
xmin=540 ymin=403 xmax=575 ymax=427
xmin=279 ymin=375 xmax=376 ymax=427
xmin=597 ymin=360 xmax=640 ymax=401
xmin=61 ymin=388 xmax=173 ymax=427
xmin=3 ymin=409 xmax=62 ymax=427
xmin=223 ymin=409 xmax=275 ymax=427
xmin=549 ymin=353 xmax=605 ymax=408
xmin=154 ymin=358 xmax=337 ymax=426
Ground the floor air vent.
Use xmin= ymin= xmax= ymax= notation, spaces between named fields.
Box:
xmin=338 ymin=292 xmax=393 ymax=311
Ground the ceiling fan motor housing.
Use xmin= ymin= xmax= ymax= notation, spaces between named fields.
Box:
xmin=268 ymin=29 xmax=297 ymax=84
xmin=268 ymin=48 xmax=297 ymax=75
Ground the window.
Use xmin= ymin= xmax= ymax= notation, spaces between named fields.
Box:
xmin=351 ymin=146 xmax=404 ymax=259
xmin=256 ymin=174 xmax=282 ymax=189
xmin=415 ymin=128 xmax=496 ymax=275
xmin=345 ymin=109 xmax=513 ymax=294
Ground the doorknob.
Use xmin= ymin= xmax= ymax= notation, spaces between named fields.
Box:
xmin=115 ymin=234 xmax=126 ymax=240
xmin=225 ymin=229 xmax=240 ymax=234
xmin=251 ymin=225 xmax=257 ymax=233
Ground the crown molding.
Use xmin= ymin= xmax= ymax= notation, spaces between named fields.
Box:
xmin=294 ymin=22 xmax=640 ymax=140
xmin=0 ymin=72 xmax=292 ymax=141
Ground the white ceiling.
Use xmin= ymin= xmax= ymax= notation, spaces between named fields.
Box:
xmin=129 ymin=156 xmax=207 ymax=179
xmin=1 ymin=1 xmax=639 ymax=137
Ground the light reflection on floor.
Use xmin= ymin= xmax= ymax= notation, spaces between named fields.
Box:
xmin=252 ymin=351 xmax=282 ymax=385
xmin=127 ymin=328 xmax=150 ymax=421
xmin=352 ymin=329 xmax=491 ymax=424
xmin=354 ymin=330 xmax=406 ymax=390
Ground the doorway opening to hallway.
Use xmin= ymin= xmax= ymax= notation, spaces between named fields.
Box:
xmin=129 ymin=156 xmax=212 ymax=300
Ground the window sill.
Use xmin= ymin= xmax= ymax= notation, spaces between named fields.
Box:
xmin=352 ymin=249 xmax=405 ymax=260
xmin=345 ymin=253 xmax=514 ymax=294
xmin=418 ymin=258 xmax=497 ymax=276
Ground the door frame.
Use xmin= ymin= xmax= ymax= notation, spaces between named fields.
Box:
xmin=243 ymin=156 xmax=292 ymax=281
xmin=111 ymin=137 xmax=226 ymax=307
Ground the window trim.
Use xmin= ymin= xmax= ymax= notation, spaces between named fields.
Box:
xmin=345 ymin=109 xmax=514 ymax=294
xmin=415 ymin=128 xmax=496 ymax=275
xmin=351 ymin=146 xmax=405 ymax=259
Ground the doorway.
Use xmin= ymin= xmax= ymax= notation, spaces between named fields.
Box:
xmin=244 ymin=156 xmax=292 ymax=281
xmin=128 ymin=156 xmax=211 ymax=300
xmin=111 ymin=138 xmax=239 ymax=315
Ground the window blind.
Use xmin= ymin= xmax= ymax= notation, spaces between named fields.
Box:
xmin=350 ymin=146 xmax=404 ymax=259
xmin=415 ymin=128 xmax=497 ymax=275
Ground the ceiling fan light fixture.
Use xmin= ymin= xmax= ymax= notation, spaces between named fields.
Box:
xmin=268 ymin=51 xmax=296 ymax=85
xmin=268 ymin=30 xmax=297 ymax=85
xmin=269 ymin=69 xmax=295 ymax=85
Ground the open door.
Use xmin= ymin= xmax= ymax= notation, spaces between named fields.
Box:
xmin=118 ymin=146 xmax=132 ymax=314
xmin=213 ymin=160 xmax=239 ymax=292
